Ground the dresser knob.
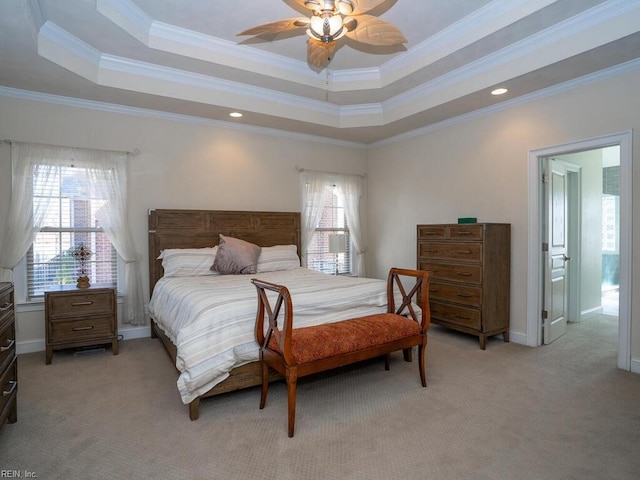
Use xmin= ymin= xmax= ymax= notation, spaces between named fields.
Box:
xmin=71 ymin=301 xmax=93 ymax=306
xmin=2 ymin=380 xmax=17 ymax=397
xmin=0 ymin=339 xmax=15 ymax=352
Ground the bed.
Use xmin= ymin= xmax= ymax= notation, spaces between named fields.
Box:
xmin=148 ymin=209 xmax=393 ymax=420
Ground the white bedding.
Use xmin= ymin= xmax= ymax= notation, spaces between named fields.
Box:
xmin=148 ymin=267 xmax=393 ymax=404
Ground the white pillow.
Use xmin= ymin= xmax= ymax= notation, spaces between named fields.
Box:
xmin=256 ymin=245 xmax=300 ymax=273
xmin=159 ymin=247 xmax=218 ymax=277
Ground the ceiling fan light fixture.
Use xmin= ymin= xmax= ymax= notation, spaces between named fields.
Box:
xmin=307 ymin=13 xmax=345 ymax=43
xmin=336 ymin=0 xmax=354 ymax=15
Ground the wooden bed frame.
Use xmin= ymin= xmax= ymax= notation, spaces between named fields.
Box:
xmin=148 ymin=209 xmax=301 ymax=420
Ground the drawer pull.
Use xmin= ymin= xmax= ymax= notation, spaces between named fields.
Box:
xmin=72 ymin=326 xmax=94 ymax=332
xmin=0 ymin=302 xmax=13 ymax=312
xmin=0 ymin=339 xmax=15 ymax=352
xmin=457 ymin=293 xmax=473 ymax=298
xmin=456 ymin=250 xmax=472 ymax=254
xmin=3 ymin=380 xmax=17 ymax=397
xmin=458 ymin=231 xmax=472 ymax=235
xmin=455 ymin=314 xmax=471 ymax=320
xmin=429 ymin=288 xmax=438 ymax=293
xmin=424 ymin=249 xmax=438 ymax=254
xmin=71 ymin=301 xmax=94 ymax=306
xmin=424 ymin=232 xmax=437 ymax=236
xmin=456 ymin=272 xmax=472 ymax=276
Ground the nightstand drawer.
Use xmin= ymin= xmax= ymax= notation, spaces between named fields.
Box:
xmin=46 ymin=290 xmax=115 ymax=318
xmin=49 ymin=316 xmax=114 ymax=343
xmin=0 ymin=321 xmax=16 ymax=374
xmin=0 ymin=357 xmax=17 ymax=416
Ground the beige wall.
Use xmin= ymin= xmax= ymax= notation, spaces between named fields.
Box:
xmin=366 ymin=68 xmax=640 ymax=366
xmin=0 ymin=95 xmax=367 ymax=350
xmin=1 ymin=66 xmax=639 ymax=370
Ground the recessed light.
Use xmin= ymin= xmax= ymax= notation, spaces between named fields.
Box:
xmin=491 ymin=88 xmax=508 ymax=96
xmin=229 ymin=112 xmax=243 ymax=118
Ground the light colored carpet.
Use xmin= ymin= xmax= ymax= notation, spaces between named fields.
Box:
xmin=2 ymin=315 xmax=639 ymax=480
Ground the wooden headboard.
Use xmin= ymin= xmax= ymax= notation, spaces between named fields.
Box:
xmin=148 ymin=209 xmax=301 ymax=296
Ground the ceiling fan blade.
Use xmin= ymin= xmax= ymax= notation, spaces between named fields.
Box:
xmin=237 ymin=18 xmax=309 ymax=36
xmin=344 ymin=15 xmax=407 ymax=46
xmin=351 ymin=0 xmax=387 ymax=15
xmin=307 ymin=39 xmax=336 ymax=68
xmin=293 ymin=0 xmax=319 ymax=11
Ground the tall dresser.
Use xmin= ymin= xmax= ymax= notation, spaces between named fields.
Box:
xmin=0 ymin=282 xmax=17 ymax=428
xmin=417 ymin=223 xmax=510 ymax=349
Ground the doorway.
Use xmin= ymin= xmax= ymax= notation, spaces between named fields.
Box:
xmin=526 ymin=132 xmax=632 ymax=370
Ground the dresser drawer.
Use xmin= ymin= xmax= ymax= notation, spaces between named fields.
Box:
xmin=448 ymin=224 xmax=484 ymax=241
xmin=0 ymin=291 xmax=13 ymax=328
xmin=46 ymin=290 xmax=115 ymax=319
xmin=430 ymin=301 xmax=481 ymax=329
xmin=0 ymin=321 xmax=16 ymax=374
xmin=418 ymin=261 xmax=482 ymax=284
xmin=417 ymin=225 xmax=447 ymax=240
xmin=418 ymin=242 xmax=482 ymax=263
xmin=428 ymin=281 xmax=482 ymax=306
xmin=0 ymin=357 xmax=17 ymax=416
xmin=49 ymin=315 xmax=114 ymax=343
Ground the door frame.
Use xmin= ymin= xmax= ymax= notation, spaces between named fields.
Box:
xmin=526 ymin=131 xmax=632 ymax=370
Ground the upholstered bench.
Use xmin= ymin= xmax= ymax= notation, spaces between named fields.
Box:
xmin=251 ymin=267 xmax=431 ymax=437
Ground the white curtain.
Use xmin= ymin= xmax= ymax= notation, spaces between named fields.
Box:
xmin=0 ymin=143 xmax=59 ymax=282
xmin=300 ymin=171 xmax=332 ymax=267
xmin=300 ymin=169 xmax=366 ymax=276
xmin=0 ymin=142 xmax=146 ymax=325
xmin=337 ymin=175 xmax=365 ymax=277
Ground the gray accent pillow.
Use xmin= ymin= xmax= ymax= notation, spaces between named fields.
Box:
xmin=211 ymin=234 xmax=261 ymax=274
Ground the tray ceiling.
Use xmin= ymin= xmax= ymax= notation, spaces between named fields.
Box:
xmin=1 ymin=0 xmax=640 ymax=144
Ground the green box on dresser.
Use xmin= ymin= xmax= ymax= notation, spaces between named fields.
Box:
xmin=0 ymin=282 xmax=17 ymax=428
xmin=417 ymin=223 xmax=511 ymax=350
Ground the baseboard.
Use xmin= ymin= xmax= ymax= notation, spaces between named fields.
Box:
xmin=508 ymin=331 xmax=527 ymax=346
xmin=16 ymin=325 xmax=151 ymax=355
xmin=630 ymin=357 xmax=640 ymax=374
xmin=581 ymin=306 xmax=603 ymax=321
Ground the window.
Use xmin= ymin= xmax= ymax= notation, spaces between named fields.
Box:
xmin=27 ymin=165 xmax=117 ymax=298
xmin=305 ymin=185 xmax=351 ymax=275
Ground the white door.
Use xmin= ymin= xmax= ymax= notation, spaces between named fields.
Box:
xmin=543 ymin=158 xmax=569 ymax=344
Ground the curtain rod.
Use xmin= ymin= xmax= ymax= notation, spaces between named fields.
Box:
xmin=295 ymin=165 xmax=365 ymax=178
xmin=2 ymin=139 xmax=140 ymax=156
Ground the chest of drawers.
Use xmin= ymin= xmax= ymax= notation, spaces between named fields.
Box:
xmin=0 ymin=282 xmax=17 ymax=428
xmin=45 ymin=286 xmax=118 ymax=364
xmin=417 ymin=223 xmax=510 ymax=349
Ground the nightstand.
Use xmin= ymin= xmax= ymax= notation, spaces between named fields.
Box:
xmin=45 ymin=286 xmax=118 ymax=364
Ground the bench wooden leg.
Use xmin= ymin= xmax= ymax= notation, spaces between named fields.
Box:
xmin=418 ymin=342 xmax=427 ymax=388
xmin=286 ymin=371 xmax=298 ymax=437
xmin=403 ymin=347 xmax=413 ymax=362
xmin=384 ymin=353 xmax=391 ymax=370
xmin=259 ymin=361 xmax=269 ymax=409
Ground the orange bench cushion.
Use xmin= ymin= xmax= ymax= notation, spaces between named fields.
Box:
xmin=268 ymin=313 xmax=422 ymax=365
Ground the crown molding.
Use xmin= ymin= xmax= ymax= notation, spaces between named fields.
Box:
xmin=95 ymin=0 xmax=560 ymax=93
xmin=0 ymin=86 xmax=366 ymax=149
xmin=34 ymin=0 xmax=640 ymax=132
xmin=373 ymin=56 xmax=640 ymax=148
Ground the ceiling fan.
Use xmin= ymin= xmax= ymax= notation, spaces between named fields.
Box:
xmin=238 ymin=0 xmax=407 ymax=69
